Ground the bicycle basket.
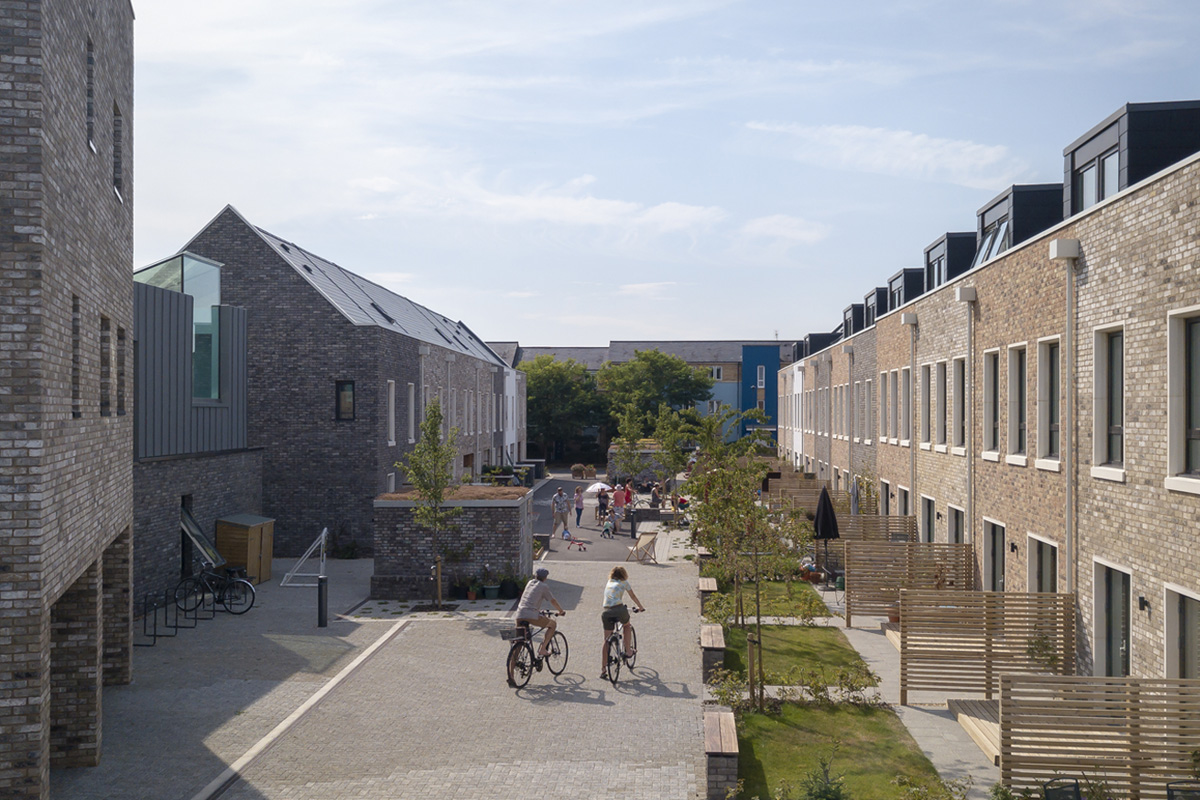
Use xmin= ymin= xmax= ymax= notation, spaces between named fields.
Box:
xmin=500 ymin=628 xmax=524 ymax=641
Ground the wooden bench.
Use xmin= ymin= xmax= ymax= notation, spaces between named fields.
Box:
xmin=700 ymin=623 xmax=726 ymax=682
xmin=626 ymin=532 xmax=659 ymax=564
xmin=698 ymin=577 xmax=718 ymax=613
xmin=704 ymin=710 xmax=739 ymax=800
xmin=696 ymin=546 xmax=713 ymax=563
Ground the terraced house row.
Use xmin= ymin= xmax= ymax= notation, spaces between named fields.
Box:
xmin=779 ymin=100 xmax=1200 ymax=680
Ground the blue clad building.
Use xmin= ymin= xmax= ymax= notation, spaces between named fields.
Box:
xmin=740 ymin=344 xmax=781 ymax=441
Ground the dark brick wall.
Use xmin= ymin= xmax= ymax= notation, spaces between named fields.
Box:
xmin=372 ymin=497 xmax=535 ymax=600
xmin=133 ymin=449 xmax=264 ymax=603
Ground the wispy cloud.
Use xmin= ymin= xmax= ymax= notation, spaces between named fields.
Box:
xmin=746 ymin=122 xmax=1030 ymax=190
xmin=740 ymin=215 xmax=830 ymax=245
xmin=617 ymin=282 xmax=677 ymax=297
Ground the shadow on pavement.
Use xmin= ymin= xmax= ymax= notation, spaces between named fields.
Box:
xmin=516 ymin=673 xmax=615 ymax=706
xmin=608 ymin=667 xmax=698 ymax=699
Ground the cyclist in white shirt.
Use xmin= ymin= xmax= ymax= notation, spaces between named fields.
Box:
xmin=600 ymin=566 xmax=645 ymax=678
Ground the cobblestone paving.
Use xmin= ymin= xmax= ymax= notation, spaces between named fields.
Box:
xmin=220 ymin=535 xmax=705 ymax=800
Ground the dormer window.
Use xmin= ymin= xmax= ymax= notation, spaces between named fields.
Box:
xmin=972 ymin=218 xmax=1010 ymax=268
xmin=926 ymin=254 xmax=947 ymax=289
xmin=1076 ymin=148 xmax=1119 ymax=212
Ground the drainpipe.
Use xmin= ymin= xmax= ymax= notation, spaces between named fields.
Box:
xmin=956 ymin=287 xmax=977 ymax=549
xmin=902 ymin=313 xmax=918 ymax=513
xmin=1050 ymin=239 xmax=1081 ymax=594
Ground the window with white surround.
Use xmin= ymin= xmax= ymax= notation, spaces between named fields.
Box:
xmin=1166 ymin=308 xmax=1200 ymax=494
xmin=880 ymin=372 xmax=889 ymax=439
xmin=711 ymin=366 xmax=723 ymax=381
xmin=407 ymin=383 xmax=415 ymax=442
xmin=921 ymin=495 xmax=935 ymax=542
xmin=1028 ymin=535 xmax=1058 ymax=593
xmin=1007 ymin=345 xmax=1027 ymax=460
xmin=757 ymin=365 xmax=766 ymax=389
xmin=865 ymin=379 xmax=873 ymax=442
xmin=948 ymin=506 xmax=964 ymax=544
xmin=1166 ymin=586 xmax=1200 ymax=678
xmin=1037 ymin=338 xmax=1061 ymax=465
xmin=900 ymin=368 xmax=911 ymax=443
xmin=984 ymin=520 xmax=1005 ymax=591
xmin=1093 ymin=326 xmax=1125 ymax=476
xmin=983 ymin=350 xmax=1000 ymax=454
xmin=1094 ymin=560 xmax=1131 ymax=677
xmin=952 ymin=358 xmax=966 ymax=449
xmin=920 ymin=364 xmax=931 ymax=444
xmin=890 ymin=370 xmax=899 ymax=442
xmin=852 ymin=382 xmax=859 ymax=441
xmin=387 ymin=380 xmax=396 ymax=445
xmin=936 ymin=361 xmax=948 ymax=446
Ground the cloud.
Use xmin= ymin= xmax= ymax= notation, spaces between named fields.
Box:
xmin=617 ymin=282 xmax=677 ymax=297
xmin=740 ymin=215 xmax=830 ymax=245
xmin=504 ymin=291 xmax=539 ymax=299
xmin=746 ymin=121 xmax=1031 ymax=190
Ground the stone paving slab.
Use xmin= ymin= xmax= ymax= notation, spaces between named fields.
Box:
xmin=220 ymin=548 xmax=706 ymax=800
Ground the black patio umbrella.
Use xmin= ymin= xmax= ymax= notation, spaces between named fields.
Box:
xmin=813 ymin=486 xmax=840 ymax=574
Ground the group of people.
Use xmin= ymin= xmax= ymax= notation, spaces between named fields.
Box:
xmin=550 ymin=483 xmax=640 ymax=541
xmin=514 ymin=565 xmax=645 ymax=680
xmin=595 ymin=482 xmax=635 ymax=523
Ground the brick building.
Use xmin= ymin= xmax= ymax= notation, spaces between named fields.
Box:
xmin=781 ymin=100 xmax=1200 ymax=678
xmin=0 ymin=2 xmax=137 ymax=797
xmin=177 ymin=206 xmax=525 ymax=556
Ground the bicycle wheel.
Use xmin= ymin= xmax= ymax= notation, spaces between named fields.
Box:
xmin=221 ymin=579 xmax=256 ymax=614
xmin=623 ymin=626 xmax=638 ymax=669
xmin=174 ymin=577 xmax=204 ymax=612
xmin=605 ymin=634 xmax=623 ymax=683
xmin=545 ymin=631 xmax=569 ymax=675
xmin=508 ymin=642 xmax=534 ymax=688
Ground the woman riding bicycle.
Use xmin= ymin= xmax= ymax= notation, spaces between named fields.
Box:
xmin=600 ymin=566 xmax=645 ymax=679
xmin=515 ymin=568 xmax=565 ymax=658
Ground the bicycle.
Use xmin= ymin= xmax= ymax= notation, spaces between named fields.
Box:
xmin=604 ymin=607 xmax=642 ymax=684
xmin=504 ymin=610 xmax=568 ymax=688
xmin=174 ymin=565 xmax=256 ymax=615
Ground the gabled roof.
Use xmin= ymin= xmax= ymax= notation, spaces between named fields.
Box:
xmin=193 ymin=206 xmax=507 ymax=369
xmin=515 ymin=346 xmax=610 ymax=371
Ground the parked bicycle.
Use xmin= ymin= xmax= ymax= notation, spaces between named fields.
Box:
xmin=604 ymin=608 xmax=642 ymax=683
xmin=174 ymin=565 xmax=256 ymax=615
xmin=504 ymin=610 xmax=568 ymax=688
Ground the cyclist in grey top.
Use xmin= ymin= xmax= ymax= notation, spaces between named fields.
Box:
xmin=515 ymin=568 xmax=565 ymax=657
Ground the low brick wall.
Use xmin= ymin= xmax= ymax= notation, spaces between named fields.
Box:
xmin=372 ymin=494 xmax=535 ymax=600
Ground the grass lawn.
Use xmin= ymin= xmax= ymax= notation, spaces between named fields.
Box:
xmin=738 ymin=703 xmax=943 ymax=800
xmin=724 ymin=624 xmax=871 ymax=678
xmin=711 ymin=578 xmax=831 ymax=617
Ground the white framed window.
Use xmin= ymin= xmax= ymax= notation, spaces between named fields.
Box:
xmin=983 ymin=350 xmax=1000 ymax=456
xmin=952 ymin=357 xmax=966 ymax=450
xmin=897 ymin=486 xmax=910 ymax=516
xmin=983 ymin=519 xmax=1006 ymax=591
xmin=1027 ymin=534 xmax=1058 ymax=593
xmin=879 ymin=372 xmax=889 ymax=439
xmin=387 ymin=380 xmax=396 ymax=446
xmin=1165 ymin=583 xmax=1200 ymax=678
xmin=1166 ymin=307 xmax=1200 ymax=495
xmin=900 ymin=368 xmax=911 ymax=444
xmin=757 ymin=364 xmax=766 ymax=389
xmin=935 ymin=361 xmax=948 ymax=448
xmin=1007 ymin=344 xmax=1027 ymax=463
xmin=1037 ymin=337 xmax=1061 ymax=469
xmin=407 ymin=383 xmax=416 ymax=442
xmin=1092 ymin=325 xmax=1125 ymax=480
xmin=865 ymin=379 xmax=873 ymax=444
xmin=947 ymin=505 xmax=964 ymax=544
xmin=890 ymin=369 xmax=899 ymax=443
xmin=920 ymin=364 xmax=931 ymax=445
xmin=920 ymin=495 xmax=935 ymax=542
xmin=852 ymin=381 xmax=860 ymax=441
xmin=711 ymin=366 xmax=723 ymax=381
xmin=1093 ymin=558 xmax=1131 ymax=677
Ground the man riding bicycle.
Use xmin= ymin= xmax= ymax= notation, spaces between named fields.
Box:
xmin=515 ymin=568 xmax=565 ymax=658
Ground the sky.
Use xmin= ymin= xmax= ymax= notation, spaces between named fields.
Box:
xmin=133 ymin=1 xmax=1200 ymax=347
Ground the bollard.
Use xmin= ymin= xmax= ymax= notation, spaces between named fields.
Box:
xmin=318 ymin=574 xmax=328 ymax=628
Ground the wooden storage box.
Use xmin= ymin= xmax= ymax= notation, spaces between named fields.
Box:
xmin=216 ymin=514 xmax=275 ymax=585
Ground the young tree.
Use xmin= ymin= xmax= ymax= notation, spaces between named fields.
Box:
xmin=395 ymin=399 xmax=462 ymax=608
xmin=598 ymin=350 xmax=714 ymax=436
xmin=650 ymin=403 xmax=699 ymax=519
xmin=519 ymin=354 xmax=604 ymax=459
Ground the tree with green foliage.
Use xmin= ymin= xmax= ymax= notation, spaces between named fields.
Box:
xmin=650 ymin=403 xmax=700 ymax=517
xmin=395 ymin=400 xmax=462 ymax=609
xmin=687 ymin=407 xmax=812 ymax=710
xmin=519 ymin=354 xmax=604 ymax=459
xmin=608 ymin=402 xmax=648 ymax=485
xmin=597 ymin=349 xmax=713 ymax=436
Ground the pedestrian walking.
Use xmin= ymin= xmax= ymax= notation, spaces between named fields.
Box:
xmin=574 ymin=486 xmax=585 ymax=527
xmin=550 ymin=486 xmax=571 ymax=537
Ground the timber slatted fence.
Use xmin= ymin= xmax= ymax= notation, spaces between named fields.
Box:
xmin=816 ymin=515 xmax=916 ymax=574
xmin=843 ymin=541 xmax=974 ymax=627
xmin=898 ymin=590 xmax=1075 ymax=704
xmin=1000 ymin=675 xmax=1200 ymax=798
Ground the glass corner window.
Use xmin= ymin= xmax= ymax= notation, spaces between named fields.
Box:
xmin=135 ymin=252 xmax=223 ymax=400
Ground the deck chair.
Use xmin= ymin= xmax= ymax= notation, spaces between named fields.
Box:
xmin=1168 ymin=781 xmax=1200 ymax=800
xmin=1043 ymin=778 xmax=1081 ymax=800
xmin=626 ymin=532 xmax=658 ymax=564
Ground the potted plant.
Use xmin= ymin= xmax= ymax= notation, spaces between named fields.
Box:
xmin=887 ymin=602 xmax=901 ymax=624
xmin=571 ymin=463 xmax=586 ymax=478
xmin=481 ymin=564 xmax=501 ymax=600
xmin=584 ymin=464 xmax=596 ymax=478
xmin=467 ymin=580 xmax=481 ymax=601
xmin=499 ymin=564 xmax=520 ymax=599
